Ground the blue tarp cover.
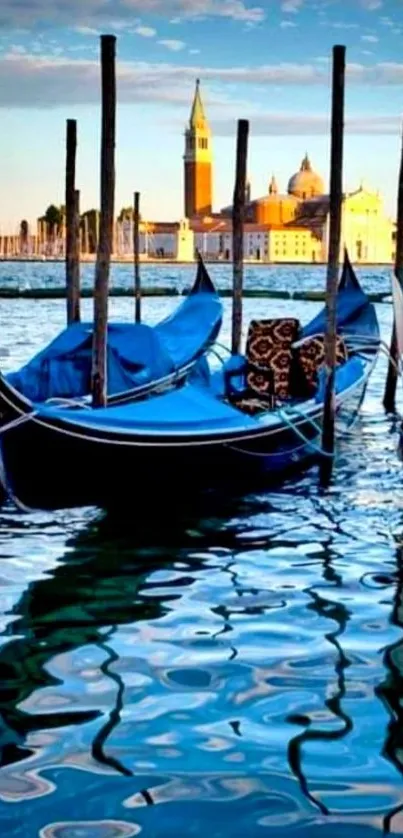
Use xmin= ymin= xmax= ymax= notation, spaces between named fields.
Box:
xmin=6 ymin=284 xmax=222 ymax=403
xmin=7 ymin=322 xmax=175 ymax=402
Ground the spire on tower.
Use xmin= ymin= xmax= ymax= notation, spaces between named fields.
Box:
xmin=190 ymin=78 xmax=206 ymax=128
xmin=301 ymin=153 xmax=312 ymax=172
xmin=269 ymin=174 xmax=278 ymax=195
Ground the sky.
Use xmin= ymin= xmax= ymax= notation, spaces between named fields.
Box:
xmin=1 ymin=0 xmax=403 ymax=231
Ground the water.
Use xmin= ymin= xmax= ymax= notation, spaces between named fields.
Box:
xmin=0 ymin=263 xmax=403 ymax=837
xmin=0 ymin=259 xmax=393 ymax=295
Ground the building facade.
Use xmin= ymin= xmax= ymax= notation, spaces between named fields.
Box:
xmin=181 ymin=82 xmax=395 ymax=264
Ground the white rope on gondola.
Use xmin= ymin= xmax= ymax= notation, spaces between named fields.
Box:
xmin=0 ymin=410 xmax=37 ymax=435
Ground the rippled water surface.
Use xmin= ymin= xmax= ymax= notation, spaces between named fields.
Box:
xmin=1 ymin=264 xmax=403 ymax=837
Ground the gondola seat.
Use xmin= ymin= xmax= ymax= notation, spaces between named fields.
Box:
xmin=224 ymin=317 xmax=301 ymax=414
xmin=293 ymin=333 xmax=349 ymax=397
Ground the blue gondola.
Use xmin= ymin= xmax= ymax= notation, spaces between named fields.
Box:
xmin=0 ymin=250 xmax=380 ymax=512
xmin=3 ymin=254 xmax=223 ymax=408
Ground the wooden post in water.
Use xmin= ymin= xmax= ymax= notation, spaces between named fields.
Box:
xmin=383 ymin=130 xmax=403 ymax=413
xmin=231 ymin=119 xmax=249 ymax=356
xmin=319 ymin=44 xmax=346 ymax=488
xmin=65 ymin=119 xmax=80 ymax=323
xmin=134 ymin=191 xmax=141 ymax=322
xmin=91 ymin=34 xmax=116 ymax=408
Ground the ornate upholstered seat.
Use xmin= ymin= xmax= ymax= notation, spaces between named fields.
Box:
xmin=293 ymin=334 xmax=349 ymax=397
xmin=225 ymin=317 xmax=301 ymax=414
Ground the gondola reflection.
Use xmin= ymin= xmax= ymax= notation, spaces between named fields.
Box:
xmin=0 ymin=494 xmax=265 ymax=777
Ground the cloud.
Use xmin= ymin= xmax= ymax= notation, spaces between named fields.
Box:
xmin=75 ymin=26 xmax=100 ymax=36
xmin=133 ymin=25 xmax=157 ymax=36
xmin=281 ymin=0 xmax=303 ymax=12
xmin=361 ymin=34 xmax=379 ymax=41
xmin=331 ymin=22 xmax=359 ymax=29
xmin=0 ymin=0 xmax=265 ymax=29
xmin=2 ymin=54 xmax=403 ymax=110
xmin=280 ymin=20 xmax=297 ymax=27
xmin=9 ymin=44 xmax=26 ymax=54
xmin=360 ymin=0 xmax=382 ymax=8
xmin=212 ymin=112 xmax=400 ymax=137
xmin=158 ymin=38 xmax=186 ymax=50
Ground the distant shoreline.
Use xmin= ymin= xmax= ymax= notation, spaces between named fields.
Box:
xmin=0 ymin=256 xmax=394 ymax=267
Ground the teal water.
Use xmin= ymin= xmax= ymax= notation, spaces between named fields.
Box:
xmin=0 ymin=264 xmax=403 ymax=837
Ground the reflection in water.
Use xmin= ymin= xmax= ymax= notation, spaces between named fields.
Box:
xmin=0 ymin=500 xmax=255 ymax=777
xmin=1 ymin=461 xmax=403 ymax=834
xmin=0 ymin=513 xmax=172 ymax=772
xmin=376 ymin=544 xmax=403 ymax=834
xmin=287 ymin=545 xmax=352 ymax=816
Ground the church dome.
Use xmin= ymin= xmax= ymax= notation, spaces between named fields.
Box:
xmin=287 ymin=153 xmax=324 ymax=199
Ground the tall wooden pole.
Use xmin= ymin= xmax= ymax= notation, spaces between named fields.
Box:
xmin=74 ymin=188 xmax=81 ymax=269
xmin=91 ymin=34 xmax=116 ymax=408
xmin=231 ymin=119 xmax=249 ymax=356
xmin=65 ymin=119 xmax=80 ymax=323
xmin=320 ymin=45 xmax=346 ymax=487
xmin=383 ymin=130 xmax=403 ymax=413
xmin=134 ymin=191 xmax=141 ymax=322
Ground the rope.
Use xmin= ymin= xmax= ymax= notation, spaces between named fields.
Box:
xmin=0 ymin=410 xmax=37 ymax=435
xmin=277 ymin=407 xmax=334 ymax=458
xmin=44 ymin=397 xmax=92 ymax=410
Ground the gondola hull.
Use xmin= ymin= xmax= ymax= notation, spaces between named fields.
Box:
xmin=0 ymin=249 xmax=380 ymax=513
xmin=0 ymin=354 xmax=374 ymax=512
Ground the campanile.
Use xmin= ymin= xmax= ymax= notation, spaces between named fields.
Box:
xmin=184 ymin=79 xmax=213 ymax=218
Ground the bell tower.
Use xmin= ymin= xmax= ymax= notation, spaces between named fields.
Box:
xmin=184 ymin=79 xmax=213 ymax=218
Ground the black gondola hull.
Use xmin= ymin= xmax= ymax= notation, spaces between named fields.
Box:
xmin=0 ymin=365 xmax=371 ymax=512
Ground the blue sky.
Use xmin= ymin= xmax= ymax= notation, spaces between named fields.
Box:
xmin=1 ymin=0 xmax=403 ymax=231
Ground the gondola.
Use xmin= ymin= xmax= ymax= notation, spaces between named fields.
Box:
xmin=3 ymin=253 xmax=222 ymax=409
xmin=0 ymin=250 xmax=380 ymax=512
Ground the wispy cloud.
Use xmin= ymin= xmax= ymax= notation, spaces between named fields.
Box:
xmin=213 ymin=112 xmax=399 ymax=137
xmin=331 ymin=22 xmax=359 ymax=29
xmin=361 ymin=34 xmax=379 ymax=42
xmin=9 ymin=44 xmax=26 ymax=54
xmin=281 ymin=0 xmax=303 ymax=12
xmin=0 ymin=0 xmax=266 ymax=29
xmin=280 ymin=20 xmax=297 ymax=28
xmin=360 ymin=0 xmax=382 ymax=8
xmin=74 ymin=26 xmax=100 ymax=36
xmin=133 ymin=25 xmax=157 ymax=37
xmin=158 ymin=39 xmax=186 ymax=50
xmin=2 ymin=53 xmax=403 ymax=111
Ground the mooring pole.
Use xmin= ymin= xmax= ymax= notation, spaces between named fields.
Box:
xmin=231 ymin=119 xmax=249 ymax=356
xmin=319 ymin=44 xmax=346 ymax=487
xmin=134 ymin=191 xmax=141 ymax=323
xmin=91 ymin=34 xmax=116 ymax=408
xmin=65 ymin=118 xmax=80 ymax=323
xmin=383 ymin=131 xmax=403 ymax=413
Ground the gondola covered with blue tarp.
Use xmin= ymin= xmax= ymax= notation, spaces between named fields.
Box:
xmin=0 ymin=250 xmax=380 ymax=512
xmin=4 ymin=254 xmax=222 ymax=407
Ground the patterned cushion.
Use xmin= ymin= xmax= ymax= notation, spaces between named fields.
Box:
xmin=296 ymin=334 xmax=348 ymax=395
xmin=246 ymin=318 xmax=300 ymax=400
